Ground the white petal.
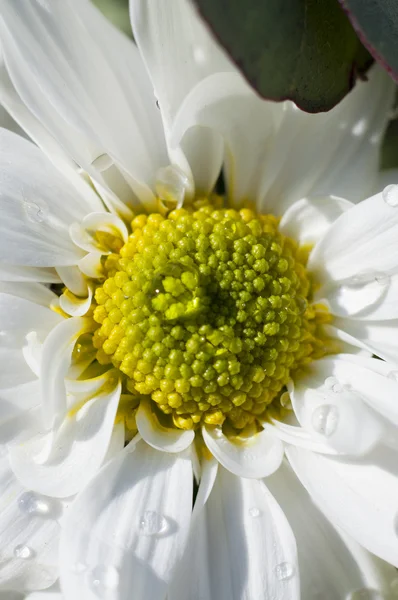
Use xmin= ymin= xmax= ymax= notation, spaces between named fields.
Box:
xmin=265 ymin=420 xmax=339 ymax=455
xmin=69 ymin=212 xmax=128 ymax=254
xmin=0 ymin=348 xmax=35 ymax=389
xmin=0 ymin=264 xmax=60 ymax=283
xmin=279 ymin=195 xmax=353 ymax=246
xmin=130 ymin=0 xmax=231 ymax=193
xmin=0 ymin=454 xmax=61 ymax=591
xmin=286 ymin=445 xmax=398 ymax=566
xmin=77 ymin=252 xmax=103 ymax=279
xmin=172 ymin=71 xmax=280 ymax=207
xmin=40 ymin=317 xmax=93 ymax=429
xmin=0 ymin=48 xmax=103 ymax=216
xmin=202 ymin=424 xmax=284 ymax=478
xmin=0 ymin=0 xmax=167 ymax=207
xmin=56 ymin=266 xmax=87 ymax=297
xmin=302 ymin=354 xmax=398 ymax=427
xmin=170 ymin=467 xmax=299 ymax=600
xmin=25 ymin=594 xmax=63 ymax=600
xmin=59 ymin=285 xmax=93 ymax=318
xmin=0 ymin=287 xmax=61 ymax=342
xmin=59 ymin=441 xmax=193 ymax=600
xmin=309 ymin=190 xmax=398 ymax=285
xmin=0 ymin=129 xmax=87 ymax=267
xmin=327 ymin=319 xmax=398 ymax=365
xmin=263 ymin=65 xmax=394 ymax=211
xmin=136 ymin=398 xmax=194 ymax=453
xmin=0 ymin=380 xmax=42 ymax=445
xmin=290 ymin=358 xmax=385 ymax=455
xmin=267 ymin=460 xmax=398 ymax=599
xmin=10 ymin=378 xmax=121 ymax=498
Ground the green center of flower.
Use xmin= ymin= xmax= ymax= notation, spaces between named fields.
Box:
xmin=91 ymin=199 xmax=328 ymax=430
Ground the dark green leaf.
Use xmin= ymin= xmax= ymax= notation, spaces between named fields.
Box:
xmin=194 ymin=0 xmax=372 ymax=113
xmin=339 ymin=1 xmax=398 ymax=81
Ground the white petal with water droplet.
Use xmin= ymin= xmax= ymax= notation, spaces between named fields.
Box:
xmin=309 ymin=191 xmax=398 ymax=289
xmin=0 ymin=130 xmax=87 ymax=267
xmin=290 ymin=360 xmax=385 ymax=456
xmin=60 ymin=441 xmax=193 ymax=600
xmin=266 ymin=461 xmax=397 ymax=599
xmin=169 ymin=467 xmax=299 ymax=600
xmin=0 ymin=454 xmax=60 ymax=591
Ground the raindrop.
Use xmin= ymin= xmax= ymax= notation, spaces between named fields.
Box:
xmin=138 ymin=510 xmax=167 ymax=536
xmin=382 ymin=184 xmax=398 ymax=207
xmin=280 ymin=392 xmax=292 ymax=409
xmin=23 ymin=200 xmax=49 ymax=223
xmin=18 ymin=491 xmax=59 ymax=518
xmin=88 ymin=565 xmax=120 ymax=597
xmin=324 ymin=377 xmax=343 ymax=394
xmin=156 ymin=99 xmax=160 ymax=109
xmin=91 ymin=153 xmax=113 ymax=172
xmin=13 ymin=544 xmax=34 ymax=559
xmin=155 ymin=165 xmax=191 ymax=209
xmin=311 ymin=404 xmax=339 ymax=437
xmin=349 ymin=272 xmax=390 ymax=287
xmin=249 ymin=507 xmax=261 ymax=518
xmin=346 ymin=589 xmax=382 ymax=600
xmin=274 ymin=562 xmax=295 ymax=581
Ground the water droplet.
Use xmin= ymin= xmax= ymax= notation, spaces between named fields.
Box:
xmin=156 ymin=99 xmax=160 ymax=109
xmin=351 ymin=118 xmax=367 ymax=137
xmin=346 ymin=589 xmax=382 ymax=600
xmin=23 ymin=200 xmax=49 ymax=223
xmin=13 ymin=544 xmax=34 ymax=559
xmin=349 ymin=271 xmax=390 ymax=287
xmin=91 ymin=153 xmax=113 ymax=171
xmin=382 ymin=184 xmax=398 ymax=207
xmin=138 ymin=510 xmax=167 ymax=536
xmin=324 ymin=376 xmax=343 ymax=394
xmin=311 ymin=404 xmax=339 ymax=437
xmin=249 ymin=507 xmax=261 ymax=518
xmin=88 ymin=565 xmax=119 ymax=597
xmin=18 ymin=491 xmax=59 ymax=517
xmin=280 ymin=392 xmax=292 ymax=409
xmin=274 ymin=562 xmax=295 ymax=581
xmin=387 ymin=370 xmax=398 ymax=382
xmin=155 ymin=165 xmax=191 ymax=209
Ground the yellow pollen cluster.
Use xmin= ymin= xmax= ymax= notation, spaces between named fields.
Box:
xmin=91 ymin=200 xmax=328 ymax=430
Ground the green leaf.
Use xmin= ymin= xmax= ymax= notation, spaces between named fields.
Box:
xmin=339 ymin=1 xmax=398 ymax=80
xmin=193 ymin=0 xmax=372 ymax=113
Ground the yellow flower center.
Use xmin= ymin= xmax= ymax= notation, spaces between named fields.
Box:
xmin=84 ymin=198 xmax=331 ymax=431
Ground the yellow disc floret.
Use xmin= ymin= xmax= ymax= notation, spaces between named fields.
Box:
xmin=92 ymin=200 xmax=326 ymax=430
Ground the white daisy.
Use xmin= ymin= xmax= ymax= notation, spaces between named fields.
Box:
xmin=0 ymin=0 xmax=398 ymax=598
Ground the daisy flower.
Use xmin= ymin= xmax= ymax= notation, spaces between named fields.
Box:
xmin=0 ymin=0 xmax=398 ymax=598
